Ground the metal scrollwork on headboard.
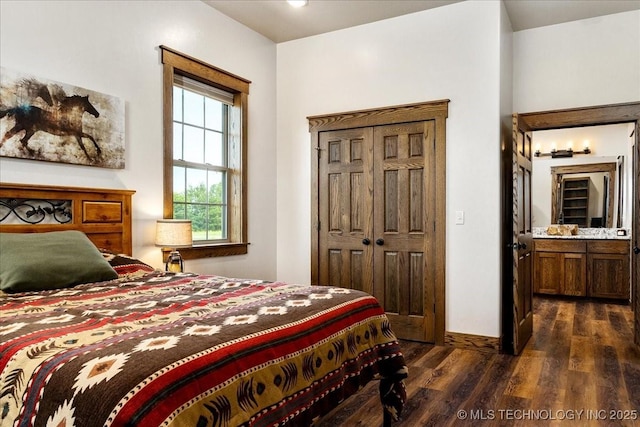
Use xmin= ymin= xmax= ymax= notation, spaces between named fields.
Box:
xmin=0 ymin=198 xmax=72 ymax=224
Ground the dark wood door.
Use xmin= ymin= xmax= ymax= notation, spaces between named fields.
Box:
xmin=372 ymin=121 xmax=435 ymax=342
xmin=318 ymin=128 xmax=374 ymax=292
xmin=317 ymin=122 xmax=436 ymax=342
xmin=511 ymin=114 xmax=534 ymax=355
xmin=310 ymin=101 xmax=448 ymax=345
xmin=633 ymin=122 xmax=640 ymax=345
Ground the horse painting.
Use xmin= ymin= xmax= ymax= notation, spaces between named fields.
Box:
xmin=0 ymin=95 xmax=101 ymax=160
xmin=1 ymin=68 xmax=125 ymax=168
xmin=16 ymin=78 xmax=54 ymax=107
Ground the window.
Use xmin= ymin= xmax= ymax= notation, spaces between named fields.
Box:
xmin=161 ymin=46 xmax=250 ymax=259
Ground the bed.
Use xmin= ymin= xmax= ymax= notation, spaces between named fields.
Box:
xmin=0 ymin=183 xmax=407 ymax=427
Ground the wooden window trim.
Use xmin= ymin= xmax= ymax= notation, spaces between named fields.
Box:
xmin=160 ymin=46 xmax=250 ymax=258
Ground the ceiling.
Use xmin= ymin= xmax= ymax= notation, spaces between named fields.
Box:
xmin=204 ymin=0 xmax=640 ymax=43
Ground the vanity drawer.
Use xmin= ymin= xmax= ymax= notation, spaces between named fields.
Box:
xmin=587 ymin=240 xmax=629 ymax=254
xmin=534 ymin=239 xmax=586 ymax=253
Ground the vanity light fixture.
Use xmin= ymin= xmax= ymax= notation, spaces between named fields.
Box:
xmin=287 ymin=0 xmax=308 ymax=7
xmin=534 ymin=140 xmax=591 ymax=158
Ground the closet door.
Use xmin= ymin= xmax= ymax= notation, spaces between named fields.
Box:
xmin=310 ymin=100 xmax=448 ymax=344
xmin=318 ymin=128 xmax=374 ymax=293
xmin=373 ymin=121 xmax=435 ymax=342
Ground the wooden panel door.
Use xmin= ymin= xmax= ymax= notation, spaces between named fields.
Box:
xmin=373 ymin=121 xmax=435 ymax=342
xmin=634 ymin=122 xmax=640 ymax=345
xmin=311 ymin=101 xmax=449 ymax=344
xmin=318 ymin=128 xmax=374 ymax=292
xmin=511 ymin=114 xmax=534 ymax=355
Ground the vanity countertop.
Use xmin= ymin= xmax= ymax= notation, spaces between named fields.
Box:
xmin=533 ymin=227 xmax=631 ymax=240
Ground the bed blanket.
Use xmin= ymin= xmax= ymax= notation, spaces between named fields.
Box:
xmin=0 ymin=272 xmax=407 ymax=427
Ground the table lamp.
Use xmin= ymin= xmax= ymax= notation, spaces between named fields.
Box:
xmin=155 ymin=219 xmax=192 ymax=272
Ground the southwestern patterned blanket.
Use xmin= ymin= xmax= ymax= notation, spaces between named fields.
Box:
xmin=0 ymin=269 xmax=407 ymax=426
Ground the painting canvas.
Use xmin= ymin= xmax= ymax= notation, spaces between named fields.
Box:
xmin=0 ymin=68 xmax=124 ymax=169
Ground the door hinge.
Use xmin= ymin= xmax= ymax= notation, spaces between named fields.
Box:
xmin=314 ymin=146 xmax=322 ymax=158
xmin=433 ymin=302 xmax=436 ymax=313
xmin=317 ymin=221 xmax=321 ymax=231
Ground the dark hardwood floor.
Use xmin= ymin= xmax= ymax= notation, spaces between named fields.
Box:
xmin=318 ymin=297 xmax=640 ymax=426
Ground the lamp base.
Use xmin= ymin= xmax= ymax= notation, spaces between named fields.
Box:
xmin=165 ymin=250 xmax=184 ymax=273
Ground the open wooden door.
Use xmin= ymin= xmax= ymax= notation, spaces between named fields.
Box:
xmin=502 ymin=114 xmax=534 ymax=355
xmin=633 ymin=122 xmax=640 ymax=345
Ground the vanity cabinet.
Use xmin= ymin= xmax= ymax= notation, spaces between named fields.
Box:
xmin=588 ymin=240 xmax=630 ymax=300
xmin=534 ymin=240 xmax=586 ymax=296
xmin=533 ymin=239 xmax=630 ymax=300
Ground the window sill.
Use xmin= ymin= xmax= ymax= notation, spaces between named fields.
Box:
xmin=161 ymin=242 xmax=249 ymax=260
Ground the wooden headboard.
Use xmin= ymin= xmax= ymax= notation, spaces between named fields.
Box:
xmin=0 ymin=183 xmax=135 ymax=255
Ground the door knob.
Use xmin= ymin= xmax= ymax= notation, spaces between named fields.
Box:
xmin=362 ymin=238 xmax=371 ymax=246
xmin=634 ymin=246 xmax=640 ymax=255
xmin=375 ymin=238 xmax=384 ymax=246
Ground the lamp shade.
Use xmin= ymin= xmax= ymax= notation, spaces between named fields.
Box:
xmin=155 ymin=219 xmax=192 ymax=248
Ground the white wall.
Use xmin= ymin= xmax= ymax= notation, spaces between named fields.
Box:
xmin=500 ymin=1 xmax=513 ymax=126
xmin=513 ymin=11 xmax=640 ymax=112
xmin=0 ymin=0 xmax=278 ymax=280
xmin=515 ymin=11 xmax=639 ymax=233
xmin=531 ymin=124 xmax=631 ymax=228
xmin=276 ymin=0 xmax=504 ymax=337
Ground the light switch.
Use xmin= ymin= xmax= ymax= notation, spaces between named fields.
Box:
xmin=455 ymin=210 xmax=464 ymax=225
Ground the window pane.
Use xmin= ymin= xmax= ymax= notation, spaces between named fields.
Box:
xmin=187 ymin=204 xmax=207 ymax=241
xmin=208 ymin=170 xmax=225 ymax=204
xmin=173 ymin=166 xmax=186 ymax=201
xmin=208 ymin=205 xmax=225 ymax=240
xmin=183 ymin=125 xmax=204 ymax=163
xmin=173 ymin=203 xmax=186 ymax=219
xmin=183 ymin=90 xmax=204 ymax=127
xmin=173 ymin=123 xmax=183 ymax=160
xmin=205 ymin=130 xmax=224 ymax=166
xmin=205 ymin=98 xmax=223 ymax=131
xmin=186 ymin=168 xmax=207 ymax=203
xmin=173 ymin=87 xmax=183 ymax=122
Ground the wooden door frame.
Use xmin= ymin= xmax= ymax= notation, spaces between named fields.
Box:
xmin=634 ymin=121 xmax=640 ymax=345
xmin=308 ymin=100 xmax=449 ymax=345
xmin=503 ymin=101 xmax=640 ymax=353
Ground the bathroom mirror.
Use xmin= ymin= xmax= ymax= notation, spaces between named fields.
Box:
xmin=550 ymin=162 xmax=618 ymax=228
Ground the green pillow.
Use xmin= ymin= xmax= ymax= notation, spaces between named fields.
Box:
xmin=0 ymin=230 xmax=118 ymax=293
